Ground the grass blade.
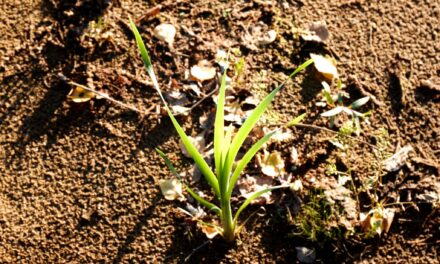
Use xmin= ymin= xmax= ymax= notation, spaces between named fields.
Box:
xmin=156 ymin=148 xmax=221 ymax=215
xmin=129 ymin=18 xmax=164 ymax=102
xmin=214 ymin=72 xmax=227 ymax=177
xmin=227 ymin=131 xmax=276 ymax=198
xmin=130 ymin=19 xmax=220 ymax=198
xmin=186 ymin=187 xmax=222 ymax=215
xmin=224 ymin=85 xmax=281 ymax=181
xmin=288 ymin=58 xmax=314 ymax=79
xmin=167 ymin=111 xmax=221 ymax=198
xmin=285 ymin=113 xmax=307 ymax=128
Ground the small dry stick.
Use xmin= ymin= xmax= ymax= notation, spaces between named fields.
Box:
xmin=183 ymin=240 xmax=211 ymax=263
xmin=57 ymin=73 xmax=155 ymax=117
xmin=275 ymin=122 xmax=379 ymax=150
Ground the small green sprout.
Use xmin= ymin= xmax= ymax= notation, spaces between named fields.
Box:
xmin=319 ymin=81 xmax=370 ymax=132
xmin=129 ymin=18 xmax=312 ymax=242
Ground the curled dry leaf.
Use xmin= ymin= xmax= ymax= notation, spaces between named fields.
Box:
xmin=384 ymin=144 xmax=414 ymax=172
xmin=237 ymin=175 xmax=275 ymax=204
xmin=190 ymin=60 xmax=216 ymax=82
xmin=271 ymin=129 xmax=293 ymax=142
xmin=68 ymin=86 xmax=95 ymax=103
xmin=153 ymin=23 xmax=176 ymax=45
xmin=256 ymin=150 xmax=286 ymax=177
xmin=159 ymin=179 xmax=184 ymax=201
xmin=310 ymin=53 xmax=338 ymax=82
xmin=170 ymin=105 xmax=190 ymax=116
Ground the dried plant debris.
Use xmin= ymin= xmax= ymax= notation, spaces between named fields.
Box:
xmin=242 ymin=23 xmax=277 ymax=50
xmin=237 ymin=175 xmax=276 ymax=204
xmin=159 ymin=179 xmax=184 ymax=201
xmin=301 ymin=21 xmax=330 ymax=43
xmin=67 ymin=86 xmax=96 ymax=103
xmin=190 ymin=60 xmax=217 ymax=82
xmin=360 ymin=207 xmax=395 ymax=236
xmin=198 ymin=221 xmax=219 ymax=239
xmin=153 ymin=23 xmax=176 ymax=45
xmin=256 ymin=150 xmax=286 ymax=177
xmin=310 ymin=53 xmax=338 ymax=82
xmin=384 ymin=144 xmax=414 ymax=172
xmin=223 ymin=93 xmax=258 ymax=126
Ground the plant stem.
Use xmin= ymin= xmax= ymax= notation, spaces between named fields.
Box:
xmin=221 ymin=198 xmax=235 ymax=242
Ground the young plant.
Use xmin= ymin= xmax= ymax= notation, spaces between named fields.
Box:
xmin=319 ymin=81 xmax=370 ymax=133
xmin=129 ymin=18 xmax=312 ymax=242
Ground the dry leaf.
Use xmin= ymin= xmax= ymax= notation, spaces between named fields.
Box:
xmin=171 ymin=105 xmax=190 ymax=116
xmin=237 ymin=175 xmax=275 ymax=204
xmin=301 ymin=21 xmax=330 ymax=42
xmin=159 ymin=179 xmax=184 ymax=201
xmin=384 ymin=144 xmax=413 ymax=172
xmin=68 ymin=86 xmax=95 ymax=103
xmin=256 ymin=150 xmax=286 ymax=177
xmin=198 ymin=222 xmax=219 ymax=239
xmin=310 ymin=53 xmax=338 ymax=82
xmin=215 ymin=49 xmax=229 ymax=69
xmin=190 ymin=60 xmax=216 ymax=82
xmin=153 ymin=23 xmax=176 ymax=45
xmin=271 ymin=129 xmax=293 ymax=142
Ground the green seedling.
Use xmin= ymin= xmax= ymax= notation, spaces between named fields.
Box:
xmin=129 ymin=18 xmax=312 ymax=242
xmin=320 ymin=81 xmax=370 ymax=132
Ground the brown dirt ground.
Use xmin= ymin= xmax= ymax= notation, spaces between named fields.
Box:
xmin=1 ymin=0 xmax=439 ymax=263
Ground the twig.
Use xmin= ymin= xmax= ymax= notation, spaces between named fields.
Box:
xmin=57 ymin=73 xmax=155 ymax=117
xmin=284 ymin=123 xmax=379 ymax=150
xmin=173 ymin=79 xmax=220 ymax=116
xmin=182 ymin=240 xmax=211 ymax=263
